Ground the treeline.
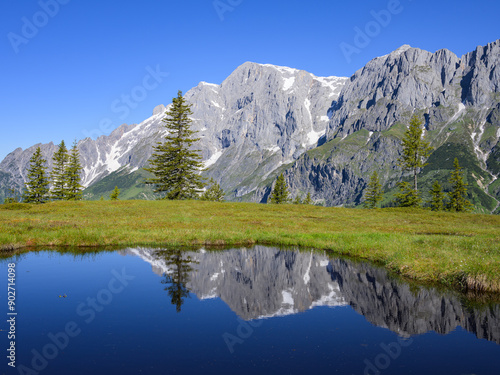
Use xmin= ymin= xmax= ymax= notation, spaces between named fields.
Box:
xmin=10 ymin=141 xmax=84 ymax=204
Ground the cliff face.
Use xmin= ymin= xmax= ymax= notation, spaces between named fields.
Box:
xmin=286 ymin=40 xmax=500 ymax=209
xmin=123 ymin=247 xmax=500 ymax=344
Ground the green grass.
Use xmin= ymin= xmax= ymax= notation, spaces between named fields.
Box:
xmin=480 ymin=123 xmax=498 ymax=144
xmin=1 ymin=200 xmax=499 ymax=295
xmin=381 ymin=122 xmax=407 ymax=139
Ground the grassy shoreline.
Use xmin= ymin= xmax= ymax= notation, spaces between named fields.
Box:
xmin=1 ymin=200 xmax=499 ymax=294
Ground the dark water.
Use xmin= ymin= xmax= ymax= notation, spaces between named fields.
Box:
xmin=1 ymin=246 xmax=499 ymax=375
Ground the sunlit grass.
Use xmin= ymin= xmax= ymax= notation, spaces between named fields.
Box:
xmin=1 ymin=200 xmax=499 ymax=293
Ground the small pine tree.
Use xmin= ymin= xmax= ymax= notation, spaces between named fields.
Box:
xmin=429 ymin=180 xmax=444 ymax=211
xmin=303 ymin=192 xmax=313 ymax=205
xmin=65 ymin=141 xmax=83 ymax=201
xmin=4 ymin=187 xmax=18 ymax=204
xmin=363 ymin=171 xmax=383 ymax=209
xmin=268 ymin=174 xmax=290 ymax=204
xmin=145 ymin=90 xmax=205 ymax=200
xmin=110 ymin=186 xmax=120 ymax=201
xmin=100 ymin=196 xmax=104 ymax=201
xmin=293 ymin=195 xmax=302 ymax=205
xmin=447 ymin=158 xmax=472 ymax=212
xmin=23 ymin=147 xmax=50 ymax=204
xmin=394 ymin=181 xmax=421 ymax=208
xmin=51 ymin=140 xmax=70 ymax=200
xmin=398 ymin=115 xmax=433 ymax=193
xmin=200 ymin=178 xmax=225 ymax=202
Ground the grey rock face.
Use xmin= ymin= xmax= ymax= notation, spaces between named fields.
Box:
xmin=123 ymin=247 xmax=500 ymax=343
xmin=285 ymin=154 xmax=365 ymax=206
xmin=286 ymin=40 xmax=500 ymax=206
xmin=327 ymin=40 xmax=500 ymax=142
xmin=0 ymin=62 xmax=347 ymax=200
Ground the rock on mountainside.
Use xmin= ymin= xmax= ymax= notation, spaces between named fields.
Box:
xmin=1 ymin=40 xmax=500 ymax=209
xmin=0 ymin=62 xmax=347 ymax=201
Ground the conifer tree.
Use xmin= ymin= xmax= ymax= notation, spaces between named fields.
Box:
xmin=429 ymin=180 xmax=445 ymax=211
xmin=65 ymin=141 xmax=83 ymax=200
xmin=447 ymin=158 xmax=472 ymax=212
xmin=394 ymin=181 xmax=421 ymax=207
xmin=4 ymin=187 xmax=18 ymax=204
xmin=51 ymin=140 xmax=70 ymax=200
xmin=398 ymin=115 xmax=433 ymax=193
xmin=110 ymin=186 xmax=120 ymax=201
xmin=303 ymin=192 xmax=313 ymax=205
xmin=200 ymin=178 xmax=225 ymax=202
xmin=363 ymin=171 xmax=383 ymax=209
xmin=145 ymin=90 xmax=205 ymax=200
xmin=23 ymin=147 xmax=50 ymax=204
xmin=268 ymin=174 xmax=290 ymax=204
xmin=293 ymin=194 xmax=302 ymax=205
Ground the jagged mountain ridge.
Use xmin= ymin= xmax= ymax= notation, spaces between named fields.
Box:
xmin=1 ymin=40 xmax=500 ymax=209
xmin=281 ymin=39 xmax=500 ymax=210
xmin=0 ymin=62 xmax=347 ymax=200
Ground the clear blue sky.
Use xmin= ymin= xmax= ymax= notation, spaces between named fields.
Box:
xmin=1 ymin=0 xmax=499 ymax=161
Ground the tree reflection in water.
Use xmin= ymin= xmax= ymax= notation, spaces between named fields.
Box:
xmin=158 ymin=249 xmax=198 ymax=312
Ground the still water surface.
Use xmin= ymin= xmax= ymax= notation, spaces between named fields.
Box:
xmin=1 ymin=246 xmax=499 ymax=375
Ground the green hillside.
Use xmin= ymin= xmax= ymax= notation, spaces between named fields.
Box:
xmin=83 ymin=167 xmax=157 ymax=201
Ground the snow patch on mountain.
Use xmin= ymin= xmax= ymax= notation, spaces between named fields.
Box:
xmin=204 ymin=150 xmax=223 ymax=168
xmin=283 ymin=77 xmax=295 ymax=91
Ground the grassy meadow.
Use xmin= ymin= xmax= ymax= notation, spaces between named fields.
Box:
xmin=1 ymin=200 xmax=499 ymax=295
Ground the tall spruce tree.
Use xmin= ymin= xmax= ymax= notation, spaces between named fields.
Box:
xmin=268 ymin=174 xmax=290 ymax=204
xmin=429 ymin=180 xmax=445 ymax=211
xmin=363 ymin=171 xmax=383 ymax=209
xmin=447 ymin=158 xmax=472 ymax=212
xmin=65 ymin=141 xmax=83 ymax=200
xmin=145 ymin=91 xmax=205 ymax=199
xmin=23 ymin=147 xmax=50 ymax=204
xmin=398 ymin=115 xmax=433 ymax=193
xmin=51 ymin=140 xmax=70 ymax=200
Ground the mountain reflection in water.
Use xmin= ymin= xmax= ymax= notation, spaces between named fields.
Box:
xmin=123 ymin=246 xmax=500 ymax=344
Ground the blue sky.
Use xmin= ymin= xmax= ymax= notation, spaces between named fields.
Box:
xmin=1 ymin=0 xmax=499 ymax=161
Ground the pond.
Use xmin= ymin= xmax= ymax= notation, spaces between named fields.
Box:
xmin=1 ymin=246 xmax=499 ymax=375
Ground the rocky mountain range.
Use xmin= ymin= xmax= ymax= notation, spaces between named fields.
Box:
xmin=1 ymin=39 xmax=499 ymax=212
xmin=122 ymin=246 xmax=500 ymax=344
